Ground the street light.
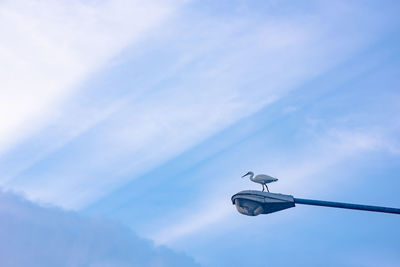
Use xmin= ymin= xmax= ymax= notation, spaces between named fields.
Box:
xmin=231 ymin=190 xmax=400 ymax=216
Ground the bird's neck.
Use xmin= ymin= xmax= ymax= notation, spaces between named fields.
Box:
xmin=249 ymin=173 xmax=254 ymax=180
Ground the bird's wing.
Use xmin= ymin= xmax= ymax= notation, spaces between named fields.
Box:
xmin=254 ymin=174 xmax=274 ymax=182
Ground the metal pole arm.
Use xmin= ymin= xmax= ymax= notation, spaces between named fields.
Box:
xmin=294 ymin=198 xmax=400 ymax=215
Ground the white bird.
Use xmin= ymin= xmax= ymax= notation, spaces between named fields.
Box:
xmin=242 ymin=171 xmax=278 ymax=192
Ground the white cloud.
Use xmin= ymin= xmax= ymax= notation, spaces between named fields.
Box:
xmin=3 ymin=0 xmax=386 ymax=210
xmin=327 ymin=129 xmax=400 ymax=155
xmin=150 ymin=198 xmax=235 ymax=245
xmin=0 ymin=0 xmax=176 ymax=156
xmin=0 ymin=189 xmax=199 ymax=267
xmin=148 ymin=126 xmax=398 ymax=245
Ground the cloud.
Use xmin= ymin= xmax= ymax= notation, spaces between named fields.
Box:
xmin=147 ymin=125 xmax=399 ymax=245
xmin=2 ymin=0 xmax=389 ymax=210
xmin=150 ymin=198 xmax=234 ymax=246
xmin=0 ymin=0 xmax=176 ymax=156
xmin=0 ymin=189 xmax=199 ymax=267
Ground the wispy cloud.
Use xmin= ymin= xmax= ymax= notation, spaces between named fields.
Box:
xmin=2 ymin=0 xmax=389 ymax=210
xmin=147 ymin=125 xmax=398 ymax=245
xmin=1 ymin=1 xmax=399 ymax=265
xmin=0 ymin=0 xmax=176 ymax=156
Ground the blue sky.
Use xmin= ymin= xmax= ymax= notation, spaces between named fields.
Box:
xmin=1 ymin=0 xmax=400 ymax=266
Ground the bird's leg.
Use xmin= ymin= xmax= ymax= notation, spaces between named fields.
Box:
xmin=262 ymin=185 xmax=265 ymax=192
xmin=266 ymin=185 xmax=269 ymax=192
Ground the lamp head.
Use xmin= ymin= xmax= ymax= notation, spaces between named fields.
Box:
xmin=231 ymin=190 xmax=295 ymax=216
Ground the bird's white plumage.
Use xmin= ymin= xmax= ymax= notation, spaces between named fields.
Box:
xmin=242 ymin=171 xmax=278 ymax=192
xmin=252 ymin=174 xmax=276 ymax=184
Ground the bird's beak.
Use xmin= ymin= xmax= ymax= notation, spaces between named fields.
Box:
xmin=241 ymin=172 xmax=249 ymax=178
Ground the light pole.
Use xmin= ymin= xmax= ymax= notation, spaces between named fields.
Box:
xmin=231 ymin=190 xmax=400 ymax=216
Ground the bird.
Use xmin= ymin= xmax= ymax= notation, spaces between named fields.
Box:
xmin=242 ymin=171 xmax=278 ymax=192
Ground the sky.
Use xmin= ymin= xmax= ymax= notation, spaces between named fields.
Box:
xmin=0 ymin=0 xmax=400 ymax=266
